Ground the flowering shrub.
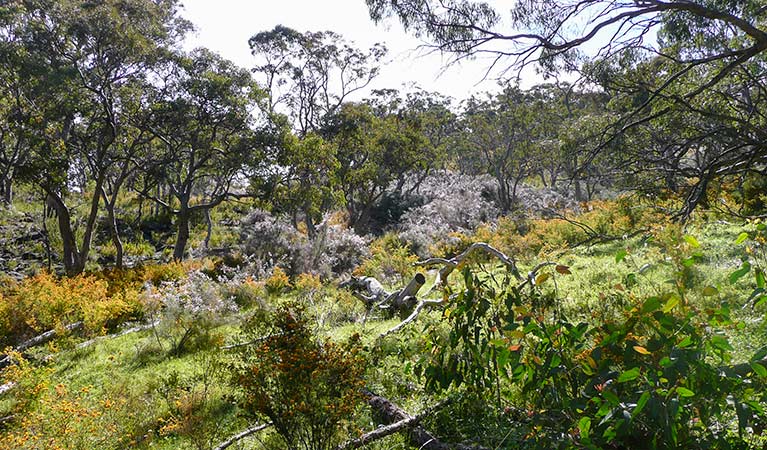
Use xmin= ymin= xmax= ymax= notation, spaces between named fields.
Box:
xmin=264 ymin=266 xmax=291 ymax=295
xmin=0 ymin=272 xmax=140 ymax=346
xmin=141 ymin=271 xmax=238 ymax=356
xmin=231 ymin=305 xmax=366 ymax=450
xmin=239 ymin=209 xmax=309 ymax=275
xmin=397 ymin=172 xmax=499 ymax=256
xmin=239 ymin=209 xmax=369 ymax=278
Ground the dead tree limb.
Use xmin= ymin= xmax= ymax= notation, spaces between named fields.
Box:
xmin=384 ymin=273 xmax=426 ymax=314
xmin=343 ymin=274 xmax=426 ymax=317
xmin=361 ymin=390 xmax=486 ymax=450
xmin=76 ymin=320 xmax=159 ymax=349
xmin=379 ymin=299 xmax=443 ymax=339
xmin=517 ymin=262 xmax=560 ymax=290
xmin=0 ymin=321 xmax=84 ymax=369
xmin=214 ymin=422 xmax=272 ymax=450
xmin=416 ymin=243 xmax=522 ymax=294
xmin=335 ymin=398 xmax=450 ymax=450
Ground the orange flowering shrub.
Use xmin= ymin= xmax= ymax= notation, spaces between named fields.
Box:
xmin=264 ymin=266 xmax=291 ymax=294
xmin=231 ymin=305 xmax=366 ymax=450
xmin=0 ymin=271 xmax=139 ymax=346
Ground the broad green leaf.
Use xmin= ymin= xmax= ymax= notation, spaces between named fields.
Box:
xmin=756 ymin=269 xmax=766 ymax=289
xmin=618 ymin=367 xmax=641 ymax=383
xmin=729 ymin=262 xmax=751 ymax=285
xmin=615 ymin=249 xmax=627 ymax=263
xmin=735 ymin=232 xmax=749 ymax=244
xmin=676 ymin=387 xmax=695 ymax=397
xmin=633 ymin=391 xmax=651 ymax=419
xmin=641 ymin=297 xmax=662 ymax=314
xmin=677 ymin=336 xmax=693 ymax=348
xmin=662 ymin=296 xmax=680 ymax=313
xmin=683 ymin=235 xmax=700 ymax=248
xmin=751 ymin=362 xmax=767 ymax=378
xmin=578 ymin=416 xmax=591 ymax=439
xmin=702 ymin=286 xmax=719 ymax=297
xmin=711 ymin=335 xmax=734 ymax=352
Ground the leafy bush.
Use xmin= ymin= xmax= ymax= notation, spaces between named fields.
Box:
xmin=231 ymin=305 xmax=366 ymax=450
xmin=354 ymin=232 xmax=418 ymax=283
xmin=264 ymin=266 xmax=291 ymax=295
xmin=141 ymin=271 xmax=238 ymax=356
xmin=0 ymin=272 xmax=140 ymax=346
xmin=413 ymin=237 xmax=767 ymax=449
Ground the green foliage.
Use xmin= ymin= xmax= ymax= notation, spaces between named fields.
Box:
xmin=354 ymin=232 xmax=418 ymax=283
xmin=231 ymin=304 xmax=366 ymax=450
xmin=415 ymin=233 xmax=767 ymax=448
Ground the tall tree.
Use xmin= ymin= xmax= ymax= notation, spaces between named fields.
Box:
xmin=365 ymin=0 xmax=767 ymax=216
xmin=249 ymin=25 xmax=387 ymax=136
xmin=142 ymin=49 xmax=263 ymax=260
xmin=2 ymin=0 xmax=188 ymax=274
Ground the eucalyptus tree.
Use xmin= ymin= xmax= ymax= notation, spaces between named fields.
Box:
xmin=142 ymin=49 xmax=264 ymax=260
xmin=456 ymin=85 xmax=543 ymax=211
xmin=249 ymin=25 xmax=387 ymax=136
xmin=1 ymin=0 xmax=188 ymax=274
xmin=364 ymin=0 xmax=767 ymax=216
xmin=320 ymin=101 xmax=429 ymax=234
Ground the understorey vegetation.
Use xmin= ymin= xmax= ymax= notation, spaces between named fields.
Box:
xmin=2 ymin=0 xmax=767 ymax=448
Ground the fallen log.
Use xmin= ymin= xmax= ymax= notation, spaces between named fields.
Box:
xmin=76 ymin=320 xmax=159 ymax=349
xmin=0 ymin=321 xmax=84 ymax=369
xmin=343 ymin=273 xmax=426 ymax=317
xmin=18 ymin=321 xmax=83 ymax=352
xmin=361 ymin=390 xmax=487 ymax=450
xmin=335 ymin=397 xmax=449 ymax=450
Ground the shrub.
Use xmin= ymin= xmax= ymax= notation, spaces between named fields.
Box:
xmin=142 ymin=262 xmax=187 ymax=286
xmin=311 ymin=223 xmax=370 ymax=278
xmin=0 ymin=272 xmax=139 ymax=346
xmin=414 ymin=239 xmax=766 ymax=449
xmin=397 ymin=172 xmax=499 ymax=257
xmin=239 ymin=209 xmax=309 ymax=275
xmin=231 ymin=305 xmax=366 ymax=450
xmin=264 ymin=266 xmax=291 ymax=295
xmin=141 ymin=271 xmax=238 ymax=356
xmin=354 ymin=232 xmax=418 ymax=283
xmin=239 ymin=209 xmax=369 ymax=279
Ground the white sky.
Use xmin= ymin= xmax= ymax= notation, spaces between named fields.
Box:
xmin=179 ymin=0 xmax=547 ymax=102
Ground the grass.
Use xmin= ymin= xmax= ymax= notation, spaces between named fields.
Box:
xmin=2 ymin=198 xmax=767 ymax=448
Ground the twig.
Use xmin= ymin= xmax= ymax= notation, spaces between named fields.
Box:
xmin=221 ymin=332 xmax=288 ymax=350
xmin=214 ymin=422 xmax=272 ymax=450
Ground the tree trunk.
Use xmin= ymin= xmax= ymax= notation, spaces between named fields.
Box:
xmin=1 ymin=176 xmax=11 ymax=206
xmin=204 ymin=208 xmax=213 ymax=250
xmin=173 ymin=208 xmax=190 ymax=261
xmin=99 ymin=186 xmax=124 ymax=268
xmin=574 ymin=179 xmax=584 ymax=202
xmin=47 ymin=193 xmax=80 ymax=275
